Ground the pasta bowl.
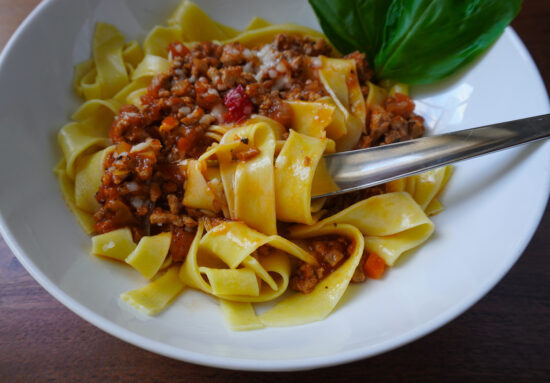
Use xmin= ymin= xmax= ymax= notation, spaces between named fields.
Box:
xmin=0 ymin=0 xmax=549 ymax=371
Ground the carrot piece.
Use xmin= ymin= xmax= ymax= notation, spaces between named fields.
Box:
xmin=159 ymin=116 xmax=178 ymax=132
xmin=363 ymin=252 xmax=386 ymax=279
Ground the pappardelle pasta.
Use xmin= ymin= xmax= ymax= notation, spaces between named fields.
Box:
xmin=55 ymin=0 xmax=452 ymax=330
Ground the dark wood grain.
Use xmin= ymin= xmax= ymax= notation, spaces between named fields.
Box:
xmin=1 ymin=1 xmax=549 ymax=382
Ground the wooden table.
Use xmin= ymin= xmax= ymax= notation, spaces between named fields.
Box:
xmin=1 ymin=1 xmax=549 ymax=381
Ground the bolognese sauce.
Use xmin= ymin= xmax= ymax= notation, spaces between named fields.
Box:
xmin=93 ymin=33 xmax=426 ymax=293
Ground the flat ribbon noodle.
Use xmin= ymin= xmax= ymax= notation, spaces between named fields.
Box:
xmin=168 ymin=0 xmax=239 ymax=42
xmin=275 ymin=130 xmax=327 ymax=225
xmin=91 ymin=227 xmax=136 ymax=261
xmin=58 ymin=99 xmax=119 ymax=178
xmin=224 ymin=23 xmax=328 ymax=48
xmin=55 ymin=162 xmax=95 ymax=234
xmin=126 ymin=232 xmax=172 ymax=279
xmin=291 ymin=192 xmax=435 ymax=266
xmin=121 ymin=266 xmax=186 ymax=315
xmin=219 ymin=300 xmax=264 ymax=331
xmin=387 ymin=166 xmax=453 ymax=216
xmin=131 ymin=55 xmax=171 ymax=81
xmin=199 ymin=120 xmax=277 ymax=235
xmin=244 ymin=17 xmax=271 ymax=31
xmin=318 ymin=57 xmax=366 ymax=151
xmin=284 ymin=99 xmax=337 ymax=153
xmin=143 ymin=25 xmax=183 ymax=57
xmin=72 ymin=59 xmax=96 ymax=100
xmin=124 ymin=55 xmax=172 ymax=106
xmin=73 ymin=23 xmax=130 ymax=100
xmin=179 ymin=221 xmax=316 ymax=303
xmin=74 ymin=146 xmax=114 ymax=213
xmin=122 ymin=40 xmax=144 ymax=70
xmin=167 ymin=0 xmax=328 ymax=50
xmin=259 ymin=223 xmax=364 ymax=327
xmin=182 ymin=159 xmax=221 ymax=212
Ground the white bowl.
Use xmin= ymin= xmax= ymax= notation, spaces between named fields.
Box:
xmin=0 ymin=0 xmax=549 ymax=371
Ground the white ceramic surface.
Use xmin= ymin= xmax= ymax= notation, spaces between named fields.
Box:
xmin=0 ymin=0 xmax=549 ymax=372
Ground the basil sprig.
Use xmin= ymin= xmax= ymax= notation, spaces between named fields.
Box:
xmin=309 ymin=0 xmax=522 ymax=84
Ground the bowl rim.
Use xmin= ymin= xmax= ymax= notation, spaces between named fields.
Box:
xmin=1 ymin=0 xmax=549 ymax=372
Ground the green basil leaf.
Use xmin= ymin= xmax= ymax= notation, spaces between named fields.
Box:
xmin=308 ymin=0 xmax=391 ymax=62
xmin=375 ymin=0 xmax=522 ymax=84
